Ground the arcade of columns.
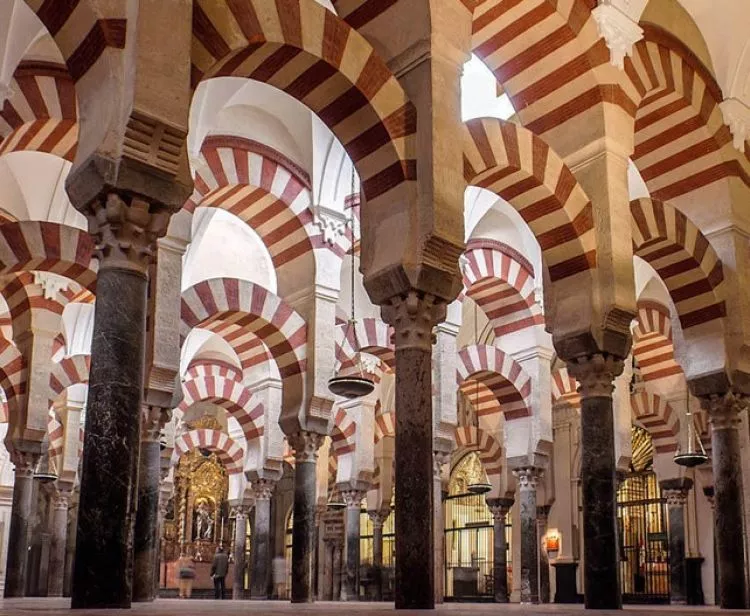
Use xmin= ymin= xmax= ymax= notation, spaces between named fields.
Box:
xmin=0 ymin=0 xmax=749 ymax=611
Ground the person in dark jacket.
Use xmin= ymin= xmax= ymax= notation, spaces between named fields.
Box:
xmin=210 ymin=546 xmax=229 ymax=599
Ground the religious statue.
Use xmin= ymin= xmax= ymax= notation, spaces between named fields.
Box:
xmin=194 ymin=501 xmax=214 ymax=541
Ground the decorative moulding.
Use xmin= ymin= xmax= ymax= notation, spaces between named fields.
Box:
xmin=719 ymin=98 xmax=750 ymax=153
xmin=592 ymin=3 xmax=644 ymax=70
xmin=313 ymin=204 xmax=349 ymax=247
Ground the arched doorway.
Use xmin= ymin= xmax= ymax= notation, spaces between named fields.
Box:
xmin=617 ymin=425 xmax=669 ymax=604
xmin=444 ymin=452 xmax=511 ymax=601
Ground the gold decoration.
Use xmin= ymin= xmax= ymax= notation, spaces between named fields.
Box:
xmin=448 ymin=452 xmax=489 ymax=496
xmin=189 ymin=414 xmax=222 ymax=431
xmin=630 ymin=424 xmax=654 ymax=473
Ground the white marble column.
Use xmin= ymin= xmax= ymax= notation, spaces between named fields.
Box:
xmin=48 ymin=487 xmax=72 ymax=597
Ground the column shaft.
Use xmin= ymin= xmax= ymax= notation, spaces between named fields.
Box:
xmin=4 ymin=452 xmax=39 ymax=597
xmin=707 ymin=396 xmax=747 ymax=609
xmin=433 ymin=453 xmax=448 ymax=604
xmin=515 ymin=468 xmax=541 ymax=604
xmin=487 ymin=498 xmax=512 ymax=603
xmin=371 ymin=518 xmax=385 ymax=601
xmin=251 ymin=492 xmax=273 ymax=598
xmin=48 ymin=491 xmax=71 ymax=597
xmin=133 ymin=433 xmax=161 ymax=602
xmin=394 ymin=346 xmax=434 ymax=609
xmin=568 ymin=354 xmax=623 ymax=610
xmin=290 ymin=432 xmax=322 ymax=603
xmin=537 ymin=506 xmax=551 ymax=603
xmin=233 ymin=509 xmax=248 ymax=599
xmin=72 ymin=266 xmax=147 ymax=609
xmin=342 ymin=497 xmax=361 ymax=600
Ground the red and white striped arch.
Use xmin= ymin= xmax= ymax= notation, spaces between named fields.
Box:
xmin=184 ymin=359 xmax=243 ymax=383
xmin=171 ymin=429 xmax=244 ymax=475
xmin=189 ymin=136 xmax=321 ymax=290
xmin=47 ymin=410 xmax=64 ymax=470
xmin=331 ymin=406 xmax=356 ymax=456
xmin=630 ymin=390 xmax=680 ymax=454
xmin=0 ymin=61 xmax=78 ymax=161
xmin=374 ymin=409 xmax=395 ymax=444
xmin=454 ymin=426 xmax=503 ymax=476
xmin=464 ymin=118 xmax=596 ymax=282
xmin=337 ymin=318 xmax=395 ymax=371
xmin=49 ymin=354 xmax=90 ymax=406
xmin=463 ymin=239 xmax=544 ymax=336
xmin=457 ymin=344 xmax=531 ymax=421
xmin=627 ymin=26 xmax=750 ymax=201
xmin=0 ymin=339 xmax=25 ymax=422
xmin=191 ymin=0 xmax=415 ymax=210
xmin=181 ymin=278 xmax=306 ymax=414
xmin=551 ymin=366 xmax=580 ymax=409
xmin=633 ymin=301 xmax=682 ymax=383
xmin=0 ymin=222 xmax=96 ymax=289
xmin=0 ymin=272 xmax=67 ymax=336
xmin=178 ymin=375 xmax=264 ymax=442
xmin=471 ymin=1 xmax=620 ymax=136
xmin=631 ymin=197 xmax=725 ymax=330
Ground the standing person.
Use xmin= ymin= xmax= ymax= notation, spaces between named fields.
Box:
xmin=211 ymin=546 xmax=229 ymax=599
xmin=177 ymin=554 xmax=195 ymax=599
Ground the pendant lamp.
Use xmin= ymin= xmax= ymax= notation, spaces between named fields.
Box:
xmin=33 ymin=446 xmax=58 ymax=484
xmin=328 ymin=166 xmax=375 ymax=399
xmin=326 ymin=489 xmax=346 ymax=510
xmin=467 ymin=297 xmax=491 ymax=496
xmin=673 ymin=385 xmax=708 ymax=468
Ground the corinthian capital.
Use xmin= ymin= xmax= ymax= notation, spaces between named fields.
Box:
xmin=141 ymin=404 xmax=170 ymax=443
xmin=288 ymin=431 xmax=324 ymax=463
xmin=340 ymin=489 xmax=366 ymax=510
xmin=566 ymin=353 xmax=624 ymax=398
xmin=252 ymin=479 xmax=276 ymax=501
xmin=10 ymin=449 xmax=40 ymax=478
xmin=88 ymin=193 xmax=172 ymax=273
xmin=513 ymin=466 xmax=543 ymax=490
xmin=701 ymin=391 xmax=748 ymax=430
xmin=381 ymin=291 xmax=446 ymax=351
xmin=486 ymin=497 xmax=514 ymax=520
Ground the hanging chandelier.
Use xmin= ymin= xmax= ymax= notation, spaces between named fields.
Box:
xmin=673 ymin=384 xmax=708 ymax=468
xmin=326 ymin=489 xmax=346 ymax=510
xmin=327 ymin=166 xmax=374 ymax=399
xmin=33 ymin=446 xmax=58 ymax=484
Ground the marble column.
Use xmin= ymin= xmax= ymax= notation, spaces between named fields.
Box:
xmin=486 ymin=498 xmax=513 ymax=603
xmin=341 ymin=490 xmax=364 ymax=601
xmin=289 ymin=431 xmax=323 ymax=603
xmin=369 ymin=509 xmax=389 ymax=601
xmin=251 ymin=479 xmax=275 ymax=599
xmin=660 ymin=478 xmax=692 ymax=605
xmin=332 ymin=539 xmax=343 ymax=600
xmin=232 ymin=505 xmax=249 ymax=599
xmin=514 ymin=467 xmax=543 ymax=604
xmin=154 ymin=482 xmax=170 ymax=596
xmin=4 ymin=449 xmax=40 ymax=598
xmin=433 ymin=451 xmax=450 ymax=604
xmin=703 ymin=393 xmax=747 ymax=609
xmin=133 ymin=405 xmax=166 ymax=602
xmin=48 ymin=488 xmax=72 ymax=597
xmin=382 ymin=292 xmax=445 ymax=610
xmin=72 ymin=194 xmax=169 ymax=609
xmin=537 ymin=504 xmax=551 ymax=603
xmin=567 ymin=354 xmax=623 ymax=609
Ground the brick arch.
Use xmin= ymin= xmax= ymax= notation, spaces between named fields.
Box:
xmin=470 ymin=0 xmax=616 ymax=135
xmin=463 ymin=118 xmax=596 ymax=282
xmin=185 ymin=359 xmax=244 ymax=383
xmin=191 ymin=0 xmax=415 ymax=212
xmin=0 ymin=222 xmax=96 ymax=289
xmin=630 ymin=390 xmax=680 ymax=454
xmin=47 ymin=410 xmax=64 ymax=472
xmin=178 ymin=375 xmax=264 ymax=442
xmin=181 ymin=278 xmax=306 ymax=416
xmin=374 ymin=409 xmax=395 ymax=444
xmin=331 ymin=406 xmax=356 ymax=456
xmin=337 ymin=318 xmax=395 ymax=371
xmin=453 ymin=426 xmax=503 ymax=476
xmin=626 ymin=25 xmax=750 ymax=201
xmin=632 ymin=301 xmax=682 ymax=383
xmin=463 ymin=239 xmax=544 ymax=336
xmin=189 ymin=136 xmax=318 ymax=295
xmin=21 ymin=2 xmax=127 ymax=168
xmin=0 ymin=339 xmax=25 ymax=426
xmin=0 ymin=61 xmax=78 ymax=161
xmin=49 ymin=354 xmax=90 ymax=407
xmin=457 ymin=344 xmax=531 ymax=421
xmin=631 ymin=197 xmax=725 ymax=330
xmin=551 ymin=366 xmax=580 ymax=408
xmin=171 ymin=429 xmax=244 ymax=474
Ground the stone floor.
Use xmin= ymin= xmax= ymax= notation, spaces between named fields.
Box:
xmin=0 ymin=599 xmax=746 ymax=616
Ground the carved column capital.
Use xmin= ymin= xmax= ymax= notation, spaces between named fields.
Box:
xmin=486 ymin=497 xmax=514 ymax=520
xmin=10 ymin=450 xmax=40 ymax=478
xmin=252 ymin=479 xmax=276 ymax=501
xmin=231 ymin=504 xmax=250 ymax=519
xmin=566 ymin=353 xmax=624 ymax=398
xmin=701 ymin=391 xmax=748 ymax=430
xmin=368 ymin=509 xmax=390 ymax=529
xmin=141 ymin=404 xmax=170 ymax=443
xmin=288 ymin=431 xmax=324 ymax=463
xmin=340 ymin=489 xmax=365 ymax=510
xmin=536 ymin=504 xmax=551 ymax=521
xmin=381 ymin=291 xmax=446 ymax=351
xmin=87 ymin=192 xmax=172 ymax=274
xmin=702 ymin=486 xmax=715 ymax=510
xmin=513 ymin=466 xmax=544 ymax=490
xmin=433 ymin=450 xmax=451 ymax=478
xmin=53 ymin=489 xmax=72 ymax=511
xmin=659 ymin=477 xmax=693 ymax=507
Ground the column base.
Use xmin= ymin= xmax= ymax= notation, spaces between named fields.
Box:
xmin=553 ymin=561 xmax=582 ymax=604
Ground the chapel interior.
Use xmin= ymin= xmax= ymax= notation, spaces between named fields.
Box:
xmin=0 ymin=0 xmax=748 ymax=613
